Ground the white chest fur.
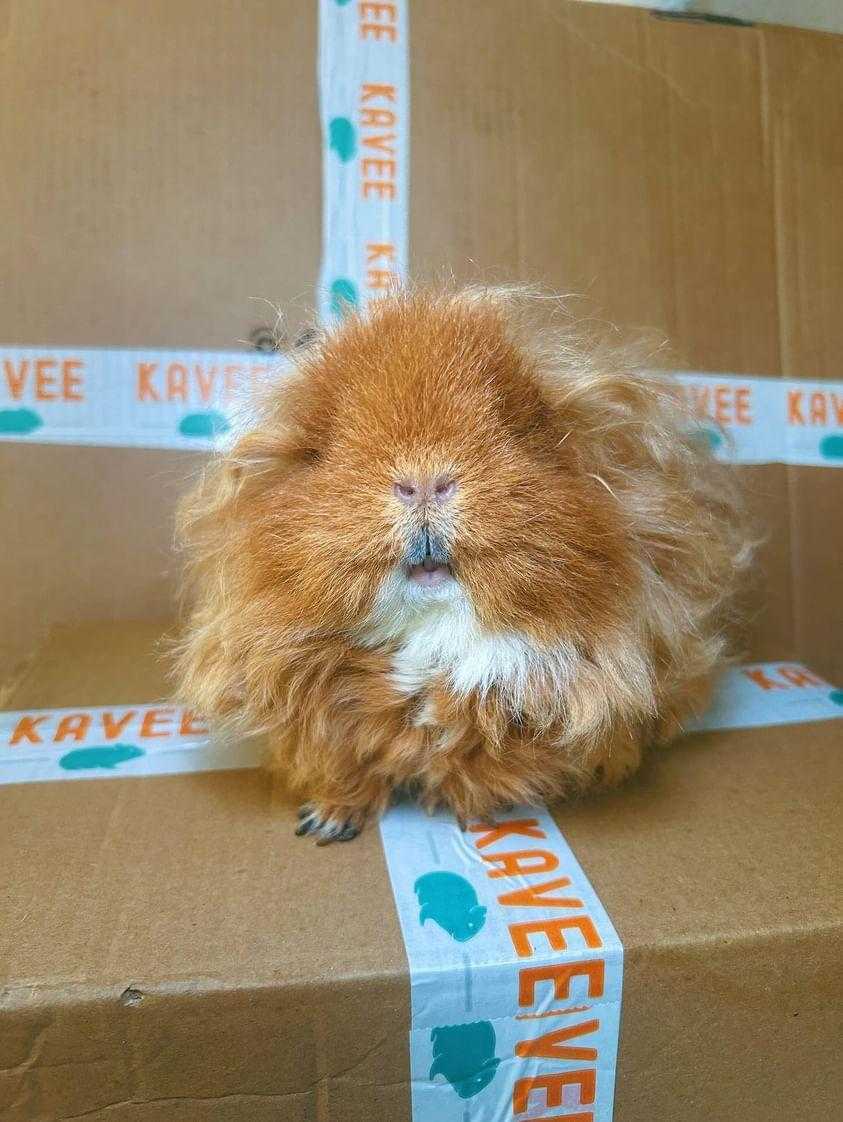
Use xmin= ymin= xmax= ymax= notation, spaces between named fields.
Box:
xmin=391 ymin=601 xmax=541 ymax=698
xmin=362 ymin=571 xmax=572 ymax=707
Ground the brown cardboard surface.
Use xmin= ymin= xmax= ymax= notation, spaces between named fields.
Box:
xmin=2 ymin=622 xmax=841 ymax=1120
xmin=0 ymin=0 xmax=320 ymax=682
xmin=411 ymin=1 xmax=781 ymax=374
xmin=2 ymin=2 xmax=843 ymax=1120
xmin=0 ymin=0 xmax=319 ymax=351
xmin=1 ymin=622 xmax=412 ymax=1122
xmin=761 ymin=25 xmax=843 ymax=683
xmin=4 ymin=0 xmax=843 ymax=678
xmin=0 ymin=447 xmax=201 ymax=690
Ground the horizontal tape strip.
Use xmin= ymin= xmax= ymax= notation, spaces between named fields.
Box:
xmin=675 ymin=373 xmax=843 ymax=465
xmin=0 ymin=703 xmax=261 ymax=785
xmin=0 ymin=346 xmax=284 ymax=450
xmin=0 ymin=665 xmax=840 ymax=787
xmin=1 ymin=351 xmax=841 ymax=464
xmin=687 ymin=662 xmax=843 ymax=732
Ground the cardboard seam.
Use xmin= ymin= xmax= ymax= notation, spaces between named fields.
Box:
xmin=0 ymin=972 xmax=409 ymax=1014
xmin=759 ymin=24 xmax=807 ymax=669
xmin=616 ymin=915 xmax=843 ymax=956
xmin=60 ymin=1090 xmax=319 ymax=1120
xmin=0 ymin=627 xmax=50 ymax=709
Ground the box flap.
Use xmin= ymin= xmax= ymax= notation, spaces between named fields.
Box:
xmin=1 ymin=623 xmax=841 ymax=1119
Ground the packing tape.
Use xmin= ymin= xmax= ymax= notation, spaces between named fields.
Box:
xmin=1 ymin=664 xmax=840 ymax=788
xmin=379 ymin=804 xmax=623 ymax=1121
xmin=687 ymin=661 xmax=843 ymax=732
xmin=377 ymin=657 xmax=843 ymax=1122
xmin=317 ymin=0 xmax=409 ymax=322
xmin=2 ymin=349 xmax=842 ymax=464
xmin=675 ymin=373 xmax=843 ymax=466
xmin=0 ymin=346 xmax=284 ymax=450
xmin=0 ymin=703 xmax=261 ymax=785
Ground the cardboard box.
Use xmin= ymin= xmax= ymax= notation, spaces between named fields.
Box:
xmin=1 ymin=3 xmax=841 ymax=1119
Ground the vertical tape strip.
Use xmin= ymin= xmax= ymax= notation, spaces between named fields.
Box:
xmin=375 ymin=658 xmax=843 ymax=1120
xmin=379 ymin=805 xmax=623 ymax=1122
xmin=318 ymin=0 xmax=409 ymax=322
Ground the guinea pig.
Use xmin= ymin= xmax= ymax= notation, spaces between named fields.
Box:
xmin=173 ymin=286 xmax=752 ymax=843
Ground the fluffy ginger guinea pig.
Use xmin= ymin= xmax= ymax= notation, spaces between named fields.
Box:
xmin=173 ymin=287 xmax=751 ymax=843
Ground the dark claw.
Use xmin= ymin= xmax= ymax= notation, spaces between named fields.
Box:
xmin=295 ymin=806 xmax=362 ymax=844
xmin=316 ymin=822 xmax=361 ymax=845
xmin=315 ymin=820 xmax=344 ymax=847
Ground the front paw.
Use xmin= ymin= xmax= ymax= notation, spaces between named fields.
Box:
xmin=295 ymin=803 xmax=364 ymax=845
xmin=588 ymin=735 xmax=642 ymax=790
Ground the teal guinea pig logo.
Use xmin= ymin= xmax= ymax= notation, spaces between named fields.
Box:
xmin=819 ymin=434 xmax=843 ymax=461
xmin=414 ymin=871 xmax=487 ymax=942
xmin=0 ymin=407 xmax=43 ymax=435
xmin=329 ymin=277 xmax=359 ymax=318
xmin=328 ymin=116 xmax=356 ymax=163
xmin=178 ymin=411 xmax=230 ymax=439
xmin=59 ymin=744 xmax=145 ymax=771
xmin=692 ymin=423 xmax=723 ymax=453
xmin=429 ymin=1022 xmax=501 ymax=1099
xmin=829 ymin=689 xmax=843 ymax=707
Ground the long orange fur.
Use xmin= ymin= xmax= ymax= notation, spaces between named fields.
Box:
xmin=173 ymin=287 xmax=752 ymax=841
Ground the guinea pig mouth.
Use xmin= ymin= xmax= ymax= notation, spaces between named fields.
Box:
xmin=404 ymin=526 xmax=453 ymax=586
xmin=406 ymin=557 xmax=453 ymax=587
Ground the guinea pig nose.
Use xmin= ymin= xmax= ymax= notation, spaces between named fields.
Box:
xmin=394 ymin=479 xmax=420 ymax=505
xmin=394 ymin=477 xmax=459 ymax=506
xmin=433 ymin=477 xmax=458 ymax=503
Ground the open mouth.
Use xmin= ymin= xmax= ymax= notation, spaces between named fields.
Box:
xmin=406 ymin=557 xmax=453 ymax=587
xmin=403 ymin=525 xmax=454 ymax=589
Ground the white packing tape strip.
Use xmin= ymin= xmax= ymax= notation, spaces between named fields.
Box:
xmin=0 ymin=703 xmax=261 ymax=785
xmin=374 ymin=657 xmax=842 ymax=1122
xmin=687 ymin=661 xmax=843 ymax=732
xmin=2 ymin=350 xmax=842 ymax=464
xmin=0 ymin=346 xmax=286 ymax=450
xmin=675 ymin=373 xmax=843 ymax=466
xmin=379 ymin=804 xmax=623 ymax=1122
xmin=317 ymin=0 xmax=409 ymax=322
xmin=0 ymin=664 xmax=840 ymax=788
